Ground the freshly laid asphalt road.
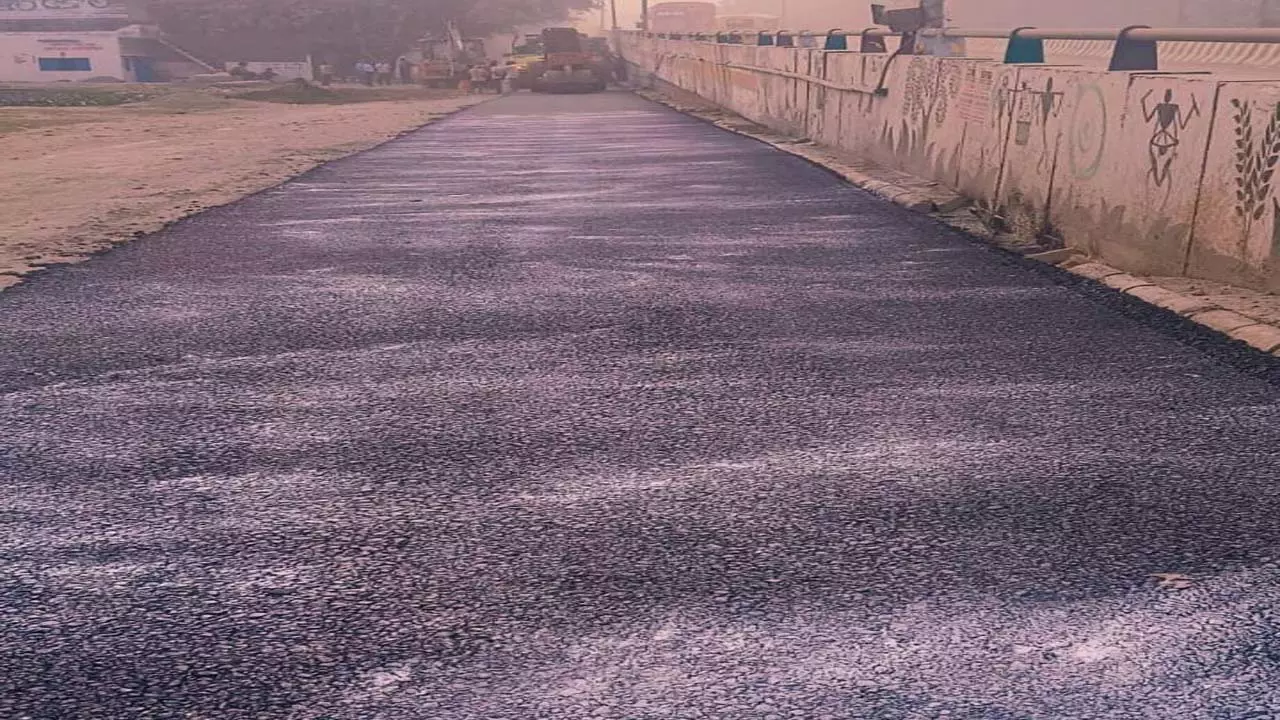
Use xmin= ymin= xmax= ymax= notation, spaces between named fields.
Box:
xmin=3 ymin=91 xmax=1280 ymax=720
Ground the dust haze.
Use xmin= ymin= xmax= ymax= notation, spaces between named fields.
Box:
xmin=607 ymin=0 xmax=1278 ymax=30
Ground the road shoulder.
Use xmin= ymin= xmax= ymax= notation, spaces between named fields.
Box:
xmin=1 ymin=89 xmax=490 ymax=292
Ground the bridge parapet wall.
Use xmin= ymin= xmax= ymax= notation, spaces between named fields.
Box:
xmin=618 ymin=33 xmax=1280 ymax=293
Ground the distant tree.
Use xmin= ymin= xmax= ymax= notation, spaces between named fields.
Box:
xmin=147 ymin=0 xmax=597 ymax=65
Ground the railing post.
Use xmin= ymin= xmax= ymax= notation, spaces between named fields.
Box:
xmin=1109 ymin=25 xmax=1158 ymax=71
xmin=1004 ymin=26 xmax=1044 ymax=64
xmin=860 ymin=28 xmax=888 ymax=53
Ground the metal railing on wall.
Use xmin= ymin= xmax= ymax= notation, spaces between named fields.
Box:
xmin=636 ymin=26 xmax=1280 ymax=72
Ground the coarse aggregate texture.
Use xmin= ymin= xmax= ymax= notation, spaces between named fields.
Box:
xmin=2 ymin=91 xmax=1280 ymax=720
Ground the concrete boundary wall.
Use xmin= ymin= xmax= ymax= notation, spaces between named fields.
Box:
xmin=619 ymin=34 xmax=1280 ymax=293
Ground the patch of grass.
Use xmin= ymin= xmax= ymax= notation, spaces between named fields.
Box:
xmin=0 ymin=86 xmax=160 ymax=107
xmin=229 ymin=80 xmax=346 ymax=104
xmin=230 ymin=80 xmax=465 ymax=105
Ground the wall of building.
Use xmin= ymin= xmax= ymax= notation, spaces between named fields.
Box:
xmin=0 ymin=32 xmax=125 ymax=81
xmin=0 ymin=0 xmax=133 ymax=24
xmin=619 ymin=33 xmax=1280 ymax=293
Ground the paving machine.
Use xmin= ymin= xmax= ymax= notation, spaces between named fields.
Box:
xmin=526 ymin=28 xmax=608 ymax=93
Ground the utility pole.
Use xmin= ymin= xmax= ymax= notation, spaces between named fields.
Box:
xmin=610 ymin=0 xmax=618 ymax=30
xmin=640 ymin=0 xmax=649 ymax=30
xmin=921 ymin=0 xmax=945 ymax=28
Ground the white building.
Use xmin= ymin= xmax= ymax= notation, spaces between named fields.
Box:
xmin=0 ymin=0 xmax=209 ymax=82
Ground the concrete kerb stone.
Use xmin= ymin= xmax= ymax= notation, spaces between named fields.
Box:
xmin=933 ymin=194 xmax=971 ymax=214
xmin=1126 ymin=284 xmax=1199 ymax=310
xmin=1025 ymin=248 xmax=1078 ymax=265
xmin=1069 ymin=262 xmax=1126 ymax=282
xmin=893 ymin=193 xmax=936 ymax=213
xmin=1101 ymin=273 xmax=1157 ymax=293
xmin=631 ymin=87 xmax=1280 ymax=359
xmin=1190 ymin=309 xmax=1263 ymax=335
xmin=1227 ymin=323 xmax=1280 ymax=354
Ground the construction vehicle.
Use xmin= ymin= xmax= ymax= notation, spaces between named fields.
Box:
xmin=524 ymin=28 xmax=608 ymax=93
xmin=417 ymin=28 xmax=485 ymax=88
xmin=419 ymin=56 xmax=462 ymax=88
xmin=503 ymin=33 xmax=545 ymax=87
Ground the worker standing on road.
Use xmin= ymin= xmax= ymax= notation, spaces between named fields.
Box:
xmin=487 ymin=61 xmax=503 ymax=93
xmin=489 ymin=61 xmax=505 ymax=93
xmin=500 ymin=61 xmax=518 ymax=94
xmin=468 ymin=64 xmax=491 ymax=94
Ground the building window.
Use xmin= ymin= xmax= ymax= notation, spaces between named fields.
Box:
xmin=38 ymin=58 xmax=92 ymax=72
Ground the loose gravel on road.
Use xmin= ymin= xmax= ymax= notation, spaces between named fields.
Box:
xmin=2 ymin=91 xmax=1280 ymax=720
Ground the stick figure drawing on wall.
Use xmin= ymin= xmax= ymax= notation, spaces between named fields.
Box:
xmin=1031 ymin=78 xmax=1065 ymax=170
xmin=1142 ymin=88 xmax=1201 ymax=188
xmin=1012 ymin=78 xmax=1064 ymax=171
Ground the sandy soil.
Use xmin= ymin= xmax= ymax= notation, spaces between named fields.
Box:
xmin=1 ymin=89 xmax=486 ymax=290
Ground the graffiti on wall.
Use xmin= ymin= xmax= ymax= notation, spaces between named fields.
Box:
xmin=1229 ymin=98 xmax=1280 ymax=261
xmin=882 ymin=58 xmax=963 ymax=176
xmin=1012 ymin=78 xmax=1065 ymax=172
xmin=991 ymin=75 xmax=1015 ymax=130
xmin=0 ymin=0 xmax=123 ymax=18
xmin=1142 ymin=89 xmax=1201 ymax=189
xmin=1066 ymin=83 xmax=1107 ymax=180
xmin=956 ymin=65 xmax=995 ymax=124
xmin=902 ymin=58 xmax=961 ymax=135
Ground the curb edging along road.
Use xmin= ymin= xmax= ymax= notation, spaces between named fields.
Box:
xmin=633 ymin=86 xmax=1280 ymax=362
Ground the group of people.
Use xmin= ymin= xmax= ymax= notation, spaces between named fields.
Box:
xmin=461 ymin=61 xmax=519 ymax=95
xmin=312 ymin=59 xmax=415 ymax=87
xmin=350 ymin=58 xmax=414 ymax=86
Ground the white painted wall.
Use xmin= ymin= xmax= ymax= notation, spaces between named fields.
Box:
xmin=0 ymin=32 xmax=125 ymax=81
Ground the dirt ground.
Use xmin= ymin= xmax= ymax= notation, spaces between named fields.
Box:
xmin=1 ymin=85 xmax=487 ymax=290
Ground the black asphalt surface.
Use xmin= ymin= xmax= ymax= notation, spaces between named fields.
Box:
xmin=3 ymin=91 xmax=1280 ymax=720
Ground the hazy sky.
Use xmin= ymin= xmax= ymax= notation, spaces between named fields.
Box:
xmin=595 ymin=0 xmax=1273 ymax=31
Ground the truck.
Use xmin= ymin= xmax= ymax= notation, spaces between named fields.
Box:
xmin=649 ymin=2 xmax=717 ymax=33
xmin=524 ymin=28 xmax=608 ymax=93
